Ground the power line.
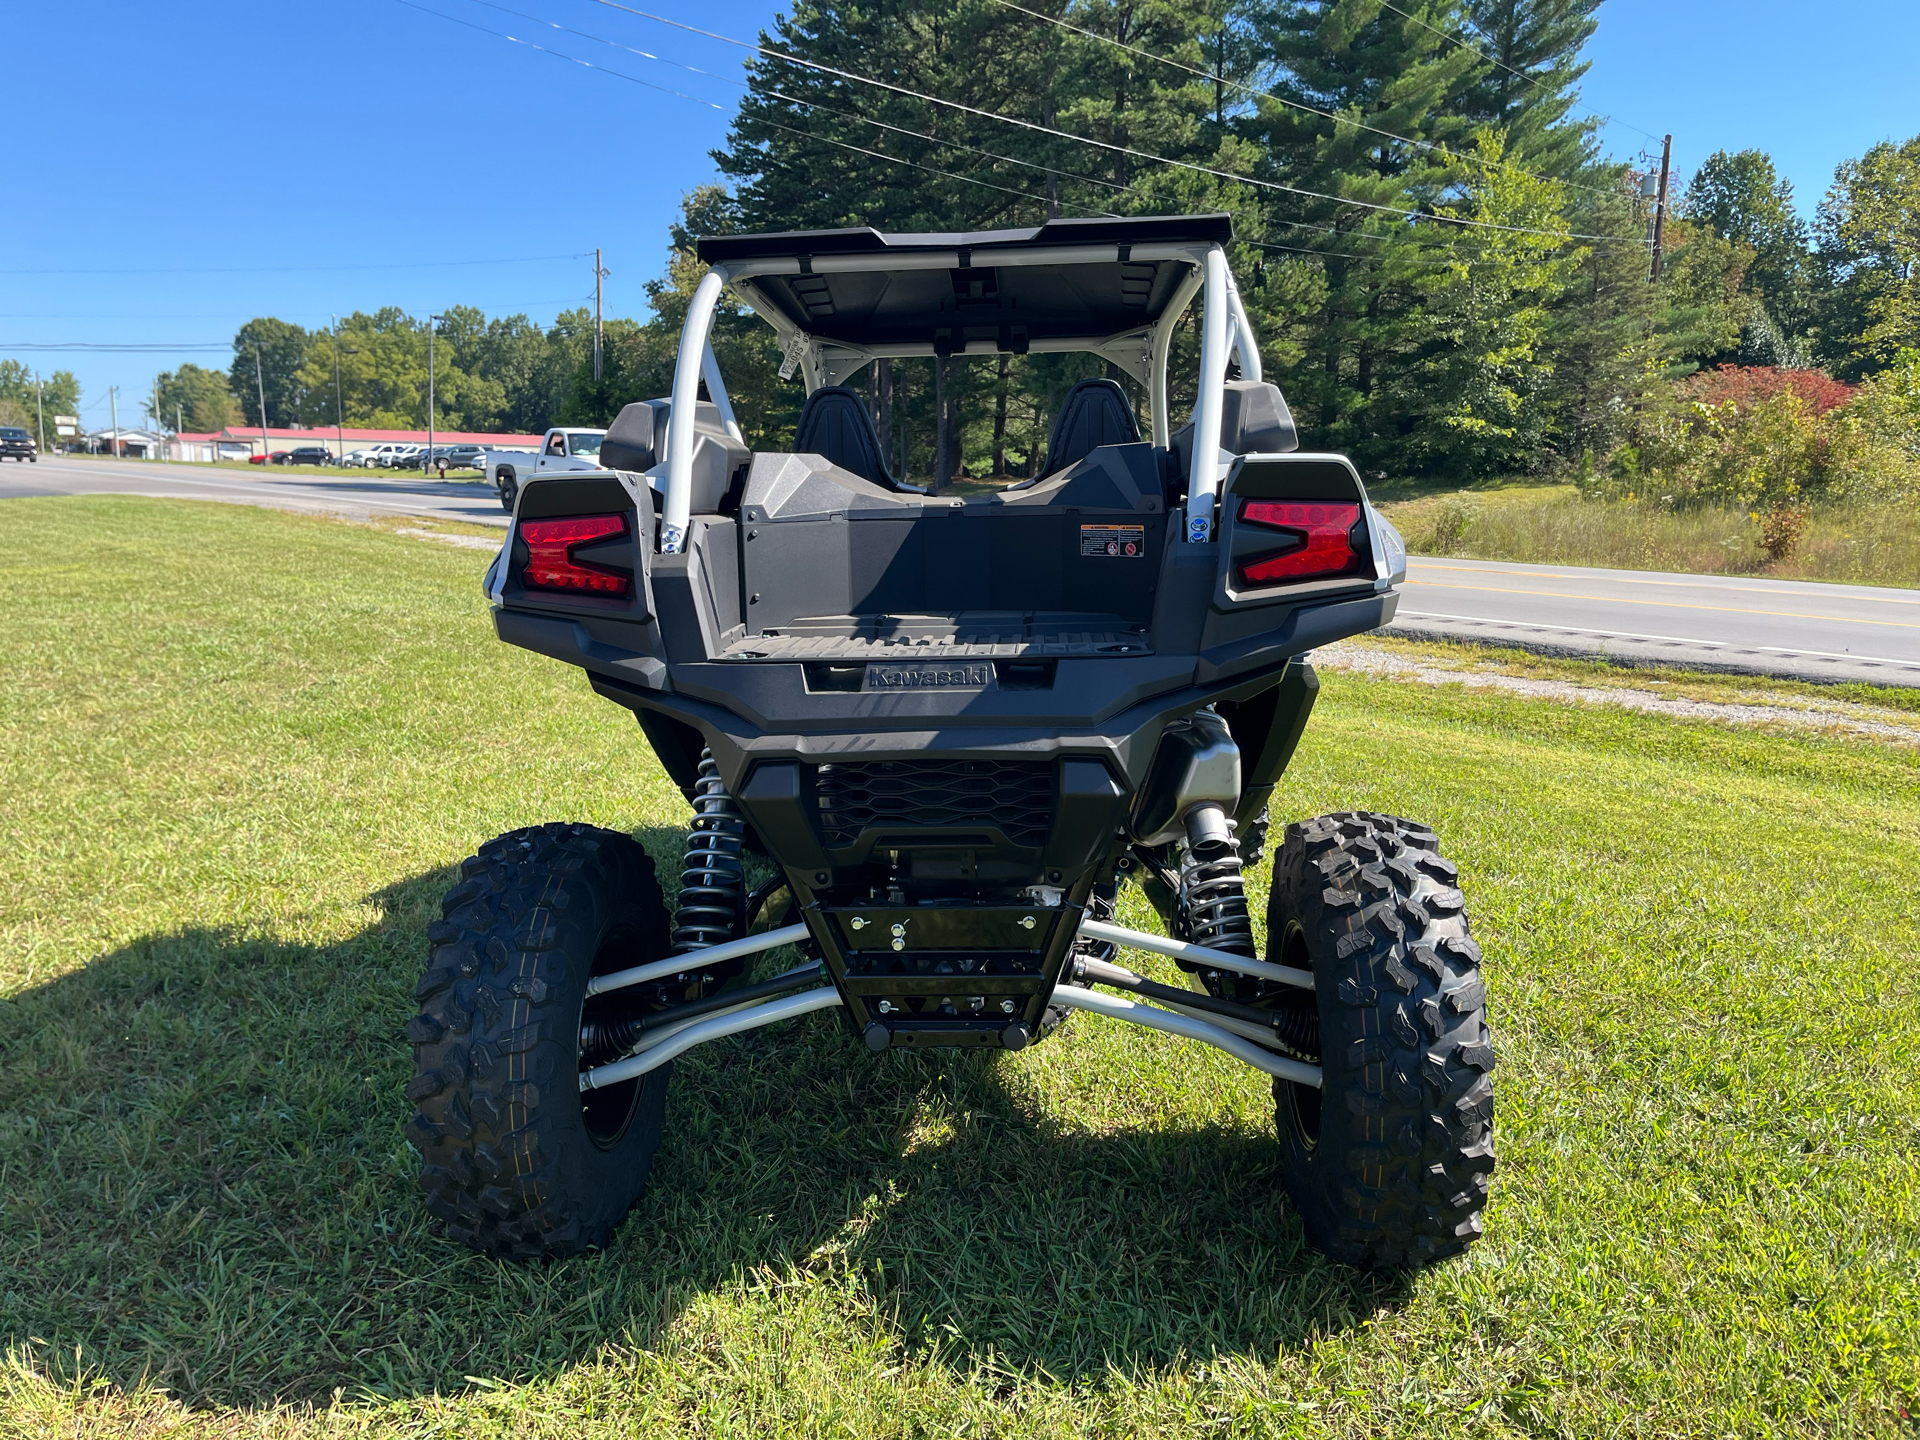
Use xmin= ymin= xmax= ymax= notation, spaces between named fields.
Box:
xmin=0 ymin=252 xmax=592 ymax=278
xmin=982 ymin=0 xmax=1617 ymax=199
xmin=444 ymin=0 xmax=1643 ymax=254
xmin=1373 ymin=0 xmax=1665 ymax=144
xmin=584 ymin=0 xmax=1641 ymax=245
xmin=401 ymin=0 xmax=1087 ymax=214
xmin=425 ymin=0 xmax=1586 ymax=268
xmin=0 ymin=343 xmax=233 ymax=352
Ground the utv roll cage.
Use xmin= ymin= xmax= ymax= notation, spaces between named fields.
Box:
xmin=661 ymin=213 xmax=1263 ymax=551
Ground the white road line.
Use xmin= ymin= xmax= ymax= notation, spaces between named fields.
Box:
xmin=1392 ymin=610 xmax=1920 ymax=670
xmin=1407 ymin=559 xmax=1920 ymax=606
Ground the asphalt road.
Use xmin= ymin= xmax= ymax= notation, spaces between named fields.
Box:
xmin=1386 ymin=556 xmax=1920 ymax=687
xmin=0 ymin=453 xmax=510 ymax=528
xmin=9 ymin=458 xmax=1917 ymax=686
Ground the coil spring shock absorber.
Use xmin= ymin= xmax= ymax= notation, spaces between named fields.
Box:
xmin=1178 ymin=801 xmax=1255 ymax=957
xmin=671 ymin=749 xmax=746 ymax=955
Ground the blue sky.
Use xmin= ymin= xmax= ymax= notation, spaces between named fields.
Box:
xmin=6 ymin=0 xmax=1915 ymax=427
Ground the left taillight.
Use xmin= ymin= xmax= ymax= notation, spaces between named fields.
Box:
xmin=519 ymin=513 xmax=632 ymax=597
xmin=1235 ymin=499 xmax=1367 ymax=587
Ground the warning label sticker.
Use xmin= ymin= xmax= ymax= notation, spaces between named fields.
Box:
xmin=1080 ymin=523 xmax=1147 ymax=558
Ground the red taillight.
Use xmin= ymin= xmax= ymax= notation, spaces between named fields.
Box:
xmin=1235 ymin=500 xmax=1365 ymax=586
xmin=520 ymin=513 xmax=632 ymax=596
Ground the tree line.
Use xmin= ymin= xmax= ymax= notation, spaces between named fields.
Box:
xmin=151 ymin=0 xmax=1918 ymax=487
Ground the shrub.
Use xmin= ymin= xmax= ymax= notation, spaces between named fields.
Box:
xmin=1758 ymin=502 xmax=1809 ymax=560
xmin=1682 ymin=364 xmax=1857 ymax=416
xmin=1425 ymin=494 xmax=1481 ymax=554
xmin=1825 ymin=349 xmax=1920 ymax=502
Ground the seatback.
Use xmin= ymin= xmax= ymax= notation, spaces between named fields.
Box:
xmin=1171 ymin=380 xmax=1300 ymax=479
xmin=1042 ymin=378 xmax=1140 ymax=477
xmin=794 ymin=386 xmax=900 ymax=490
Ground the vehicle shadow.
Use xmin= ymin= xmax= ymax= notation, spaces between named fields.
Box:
xmin=0 ymin=838 xmax=1410 ymax=1411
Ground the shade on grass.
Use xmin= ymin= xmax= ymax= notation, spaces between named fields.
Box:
xmin=0 ymin=497 xmax=1915 ymax=1437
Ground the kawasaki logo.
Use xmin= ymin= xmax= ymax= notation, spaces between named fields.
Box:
xmin=866 ymin=663 xmax=991 ymax=690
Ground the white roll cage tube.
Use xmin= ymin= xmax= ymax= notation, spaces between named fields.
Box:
xmin=662 ymin=265 xmax=731 ymax=554
xmin=1184 ymin=245 xmax=1234 ymax=545
xmin=659 ymin=242 xmax=1256 ymax=553
xmin=572 ymin=911 xmax=1322 ymax=1092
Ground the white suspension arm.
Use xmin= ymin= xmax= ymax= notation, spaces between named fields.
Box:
xmin=579 ymin=985 xmax=844 ymax=1091
xmin=1050 ymin=985 xmax=1321 ymax=1087
xmin=1076 ymin=917 xmax=1314 ymax=989
xmin=585 ymin=923 xmax=811 ymax=998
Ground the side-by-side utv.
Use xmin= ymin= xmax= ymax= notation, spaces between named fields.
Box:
xmin=408 ymin=213 xmax=1495 ymax=1270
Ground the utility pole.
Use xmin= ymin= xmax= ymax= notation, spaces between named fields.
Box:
xmin=1649 ymin=133 xmax=1672 ymax=283
xmin=593 ymin=247 xmax=609 ymax=383
xmin=109 ymin=385 xmax=119 ymax=457
xmin=427 ymin=313 xmax=444 ymax=472
xmin=332 ymin=316 xmax=344 ymax=463
xmin=251 ymin=343 xmax=270 ymax=461
xmin=34 ymin=375 xmax=45 ymax=454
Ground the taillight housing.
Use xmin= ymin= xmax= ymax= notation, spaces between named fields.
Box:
xmin=1234 ymin=499 xmax=1367 ymax=587
xmin=519 ymin=513 xmax=632 ymax=597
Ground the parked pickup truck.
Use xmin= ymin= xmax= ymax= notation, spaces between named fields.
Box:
xmin=482 ymin=428 xmax=605 ymax=511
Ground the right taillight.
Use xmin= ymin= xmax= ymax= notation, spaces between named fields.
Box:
xmin=520 ymin=513 xmax=632 ymax=596
xmin=1235 ymin=500 xmax=1366 ymax=587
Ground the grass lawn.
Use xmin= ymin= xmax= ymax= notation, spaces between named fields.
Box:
xmin=1 ymin=497 xmax=1915 ymax=1437
xmin=1378 ymin=485 xmax=1920 ymax=590
xmin=52 ymin=455 xmax=491 ymax=481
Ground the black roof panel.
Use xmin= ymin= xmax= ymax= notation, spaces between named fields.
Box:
xmin=695 ymin=213 xmax=1233 ymax=263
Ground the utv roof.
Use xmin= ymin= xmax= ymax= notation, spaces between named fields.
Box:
xmin=696 ymin=214 xmax=1236 ymax=375
xmin=694 ymin=213 xmax=1234 ymax=264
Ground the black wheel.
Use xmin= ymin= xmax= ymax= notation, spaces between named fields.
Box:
xmin=1267 ymin=811 xmax=1495 ymax=1268
xmin=407 ymin=822 xmax=675 ymax=1259
xmin=497 ymin=470 xmax=518 ymax=512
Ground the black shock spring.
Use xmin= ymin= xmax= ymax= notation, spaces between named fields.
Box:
xmin=1179 ymin=823 xmax=1256 ymax=957
xmin=1268 ymin=992 xmax=1321 ymax=1061
xmin=671 ymin=749 xmax=746 ymax=953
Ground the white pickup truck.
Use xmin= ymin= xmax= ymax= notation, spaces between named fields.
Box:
xmin=482 ymin=427 xmax=607 ymax=511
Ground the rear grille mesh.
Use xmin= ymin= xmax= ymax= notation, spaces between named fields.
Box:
xmin=809 ymin=759 xmax=1055 ymax=849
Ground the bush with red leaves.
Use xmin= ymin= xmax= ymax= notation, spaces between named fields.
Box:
xmin=1681 ymin=365 xmax=1858 ymax=417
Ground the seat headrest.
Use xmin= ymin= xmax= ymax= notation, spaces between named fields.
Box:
xmin=1042 ymin=377 xmax=1141 ymax=477
xmin=602 ymin=400 xmax=660 ymax=472
xmin=1221 ymin=380 xmax=1297 ymax=454
xmin=795 ymin=386 xmax=905 ymax=490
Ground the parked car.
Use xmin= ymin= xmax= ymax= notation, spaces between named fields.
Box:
xmin=363 ymin=443 xmax=414 ymax=469
xmin=251 ymin=451 xmax=292 ymax=465
xmin=383 ymin=444 xmax=425 ymax=470
xmin=0 ymin=426 xmax=36 ymax=462
xmin=480 ymin=428 xmax=606 ymax=510
xmin=431 ymin=443 xmax=487 ymax=473
xmin=282 ymin=445 xmax=335 ymax=467
xmin=341 ymin=449 xmax=377 ymax=468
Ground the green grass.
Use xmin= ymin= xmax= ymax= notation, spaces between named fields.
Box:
xmin=55 ymin=454 xmax=490 ymax=481
xmin=1379 ymin=485 xmax=1920 ymax=589
xmin=1 ymin=496 xmax=1917 ymax=1437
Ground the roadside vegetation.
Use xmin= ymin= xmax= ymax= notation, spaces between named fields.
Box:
xmin=1 ymin=496 xmax=1914 ymax=1437
xmin=1379 ymin=354 xmax=1920 ymax=584
xmin=1381 ymin=485 xmax=1920 ymax=588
